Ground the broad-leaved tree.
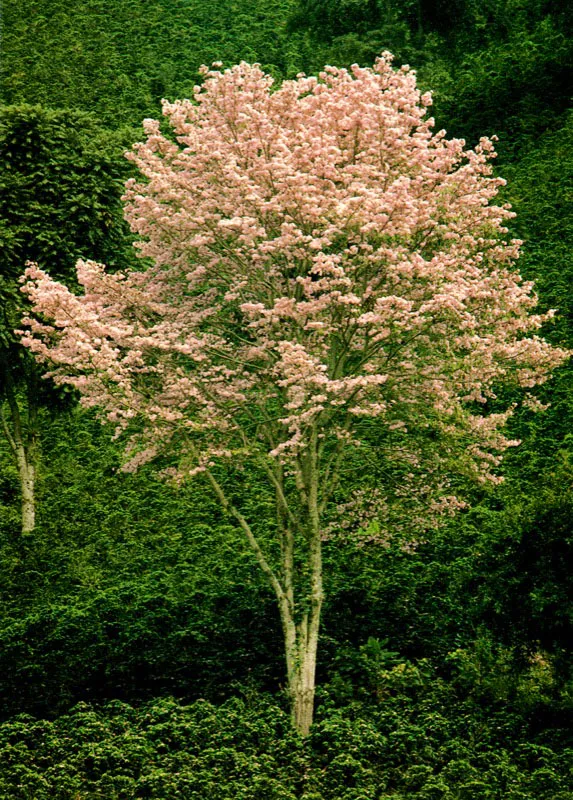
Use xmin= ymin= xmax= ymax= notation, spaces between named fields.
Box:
xmin=19 ymin=56 xmax=567 ymax=733
xmin=0 ymin=104 xmax=128 ymax=534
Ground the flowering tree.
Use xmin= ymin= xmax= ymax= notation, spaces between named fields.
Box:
xmin=20 ymin=55 xmax=567 ymax=734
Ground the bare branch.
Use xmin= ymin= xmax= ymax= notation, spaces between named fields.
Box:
xmin=202 ymin=464 xmax=287 ymax=607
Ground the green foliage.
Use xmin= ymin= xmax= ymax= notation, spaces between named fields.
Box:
xmin=287 ymin=0 xmax=433 ymax=78
xmin=0 ymin=675 xmax=571 ymax=799
xmin=435 ymin=12 xmax=573 ymax=154
xmin=0 ymin=410 xmax=285 ymax=717
xmin=0 ymin=697 xmax=302 ymax=799
xmin=0 ymin=104 xmax=132 ymax=282
xmin=0 ymin=0 xmax=307 ymax=127
xmin=442 ymin=480 xmax=573 ymax=674
xmin=490 ymin=108 xmax=573 ymax=504
xmin=1 ymin=0 xmax=573 ymax=791
xmin=507 ymin=111 xmax=573 ymax=343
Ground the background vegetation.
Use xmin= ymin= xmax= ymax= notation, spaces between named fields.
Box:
xmin=1 ymin=0 xmax=573 ymax=795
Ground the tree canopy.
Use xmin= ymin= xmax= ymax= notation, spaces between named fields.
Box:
xmin=19 ymin=57 xmax=567 ymax=733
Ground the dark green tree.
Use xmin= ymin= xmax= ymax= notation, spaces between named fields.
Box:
xmin=0 ymin=105 xmax=130 ymax=534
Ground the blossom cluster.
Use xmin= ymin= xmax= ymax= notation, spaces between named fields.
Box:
xmin=20 ymin=54 xmax=568 ymax=486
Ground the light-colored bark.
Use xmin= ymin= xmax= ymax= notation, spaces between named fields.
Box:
xmin=15 ymin=444 xmax=36 ymax=535
xmin=0 ymin=370 xmax=37 ymax=535
xmin=279 ymin=556 xmax=322 ymax=736
xmin=287 ymin=596 xmax=322 ymax=736
xmin=203 ymin=425 xmax=325 ymax=735
xmin=291 ymin=426 xmax=323 ymax=735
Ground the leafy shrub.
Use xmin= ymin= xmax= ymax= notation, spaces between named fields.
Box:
xmin=0 ymin=659 xmax=572 ymax=798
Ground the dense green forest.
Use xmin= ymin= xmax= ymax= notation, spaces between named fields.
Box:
xmin=1 ymin=0 xmax=573 ymax=796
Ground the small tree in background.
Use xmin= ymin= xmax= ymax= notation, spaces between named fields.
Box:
xmin=20 ymin=55 xmax=567 ymax=733
xmin=0 ymin=104 xmax=129 ymax=534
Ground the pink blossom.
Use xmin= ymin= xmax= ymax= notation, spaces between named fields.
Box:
xmin=18 ymin=56 xmax=568 ymax=485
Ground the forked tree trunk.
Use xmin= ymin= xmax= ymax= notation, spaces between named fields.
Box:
xmin=280 ymin=437 xmax=323 ymax=736
xmin=287 ymin=599 xmax=322 ymax=736
xmin=205 ymin=428 xmax=324 ymax=736
xmin=279 ymin=482 xmax=323 ymax=736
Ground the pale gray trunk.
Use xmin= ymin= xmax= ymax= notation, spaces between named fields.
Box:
xmin=285 ymin=593 xmax=322 ymax=736
xmin=204 ymin=425 xmax=325 ymax=736
xmin=281 ymin=426 xmax=323 ymax=736
xmin=0 ymin=370 xmax=37 ymax=536
xmin=15 ymin=445 xmax=35 ymax=534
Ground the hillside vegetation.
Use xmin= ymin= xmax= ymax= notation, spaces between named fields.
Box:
xmin=1 ymin=0 xmax=573 ymax=796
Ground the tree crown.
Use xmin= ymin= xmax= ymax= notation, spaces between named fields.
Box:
xmin=19 ymin=55 xmax=568 ymax=494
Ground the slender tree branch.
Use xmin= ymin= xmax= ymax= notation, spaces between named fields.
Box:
xmin=2 ymin=370 xmax=25 ymax=456
xmin=275 ymin=473 xmax=295 ymax=615
xmin=251 ymin=446 xmax=299 ymax=530
xmin=293 ymin=455 xmax=309 ymax=509
xmin=202 ymin=463 xmax=287 ymax=606
xmin=0 ymin=405 xmax=18 ymax=457
xmin=319 ymin=443 xmax=346 ymax=515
